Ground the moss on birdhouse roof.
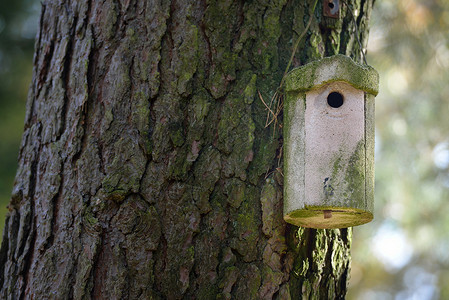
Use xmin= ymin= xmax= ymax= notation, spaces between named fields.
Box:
xmin=284 ymin=55 xmax=379 ymax=96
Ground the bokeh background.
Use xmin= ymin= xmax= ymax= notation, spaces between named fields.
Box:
xmin=0 ymin=1 xmax=448 ymax=299
xmin=0 ymin=0 xmax=39 ymax=234
xmin=348 ymin=1 xmax=449 ymax=299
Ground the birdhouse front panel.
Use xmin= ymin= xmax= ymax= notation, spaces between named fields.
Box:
xmin=304 ymin=81 xmax=365 ymax=209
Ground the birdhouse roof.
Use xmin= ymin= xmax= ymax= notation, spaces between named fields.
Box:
xmin=284 ymin=55 xmax=379 ymax=96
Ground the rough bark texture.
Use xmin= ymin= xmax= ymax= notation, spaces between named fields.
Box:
xmin=0 ymin=0 xmax=374 ymax=299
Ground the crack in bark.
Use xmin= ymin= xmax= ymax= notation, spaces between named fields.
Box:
xmin=90 ymin=229 xmax=105 ymax=299
xmin=43 ymin=159 xmax=64 ymax=252
xmin=36 ymin=40 xmax=55 ymax=100
xmin=59 ymin=17 xmax=77 ymax=141
xmin=71 ymin=25 xmax=95 ymax=168
xmin=20 ymin=124 xmax=42 ymax=299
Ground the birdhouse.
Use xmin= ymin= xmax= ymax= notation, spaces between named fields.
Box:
xmin=283 ymin=55 xmax=379 ymax=229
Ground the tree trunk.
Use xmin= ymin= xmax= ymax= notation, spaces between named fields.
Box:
xmin=0 ymin=0 xmax=374 ymax=298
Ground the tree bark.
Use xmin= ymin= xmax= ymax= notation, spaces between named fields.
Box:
xmin=0 ymin=0 xmax=374 ymax=298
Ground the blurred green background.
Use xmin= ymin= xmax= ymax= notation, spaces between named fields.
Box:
xmin=348 ymin=0 xmax=449 ymax=299
xmin=1 ymin=0 xmax=448 ymax=299
xmin=0 ymin=0 xmax=39 ymax=235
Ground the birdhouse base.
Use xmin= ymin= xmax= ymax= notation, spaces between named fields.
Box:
xmin=283 ymin=206 xmax=373 ymax=229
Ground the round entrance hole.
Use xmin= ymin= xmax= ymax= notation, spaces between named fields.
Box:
xmin=327 ymin=92 xmax=344 ymax=108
